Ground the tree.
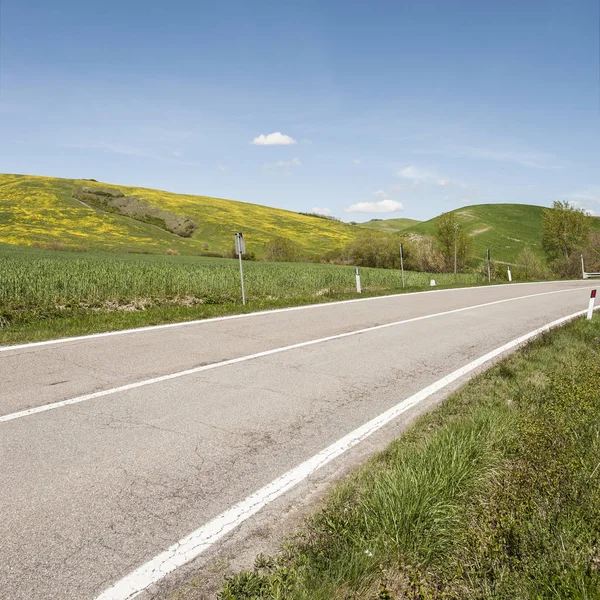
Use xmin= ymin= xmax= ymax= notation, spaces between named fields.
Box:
xmin=341 ymin=232 xmax=404 ymax=269
xmin=264 ymin=236 xmax=302 ymax=262
xmin=435 ymin=212 xmax=472 ymax=272
xmin=517 ymin=246 xmax=544 ymax=280
xmin=541 ymin=201 xmax=590 ymax=262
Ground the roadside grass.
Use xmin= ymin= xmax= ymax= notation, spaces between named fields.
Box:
xmin=0 ymin=245 xmax=484 ymax=345
xmin=214 ymin=316 xmax=600 ymax=599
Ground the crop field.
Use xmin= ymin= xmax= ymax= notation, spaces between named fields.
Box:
xmin=0 ymin=245 xmax=482 ymax=318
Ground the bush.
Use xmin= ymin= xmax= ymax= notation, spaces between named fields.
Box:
xmin=341 ymin=232 xmax=403 ymax=269
xmin=263 ymin=237 xmax=302 ymax=262
xmin=403 ymin=235 xmax=445 ymax=273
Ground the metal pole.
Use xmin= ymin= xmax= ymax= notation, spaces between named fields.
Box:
xmin=238 ymin=251 xmax=246 ymax=305
xmin=454 ymin=223 xmax=458 ymax=274
xmin=487 ymin=249 xmax=491 ymax=283
xmin=400 ymin=243 xmax=405 ymax=288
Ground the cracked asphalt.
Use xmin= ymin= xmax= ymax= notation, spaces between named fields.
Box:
xmin=0 ymin=281 xmax=596 ymax=599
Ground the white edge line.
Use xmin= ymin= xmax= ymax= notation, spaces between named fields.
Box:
xmin=0 ymin=286 xmax=591 ymax=425
xmin=0 ymin=280 xmax=586 ymax=353
xmin=95 ymin=305 xmax=599 ymax=600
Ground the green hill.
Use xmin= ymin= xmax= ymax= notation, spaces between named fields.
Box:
xmin=405 ymin=204 xmax=548 ymax=264
xmin=357 ymin=217 xmax=421 ymax=233
xmin=0 ymin=174 xmax=362 ymax=258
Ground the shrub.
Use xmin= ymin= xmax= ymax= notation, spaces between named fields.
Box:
xmin=264 ymin=237 xmax=303 ymax=262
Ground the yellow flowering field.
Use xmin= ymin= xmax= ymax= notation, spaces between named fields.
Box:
xmin=0 ymin=173 xmax=360 ymax=256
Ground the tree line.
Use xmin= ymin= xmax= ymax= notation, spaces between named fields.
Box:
xmin=253 ymin=201 xmax=598 ymax=281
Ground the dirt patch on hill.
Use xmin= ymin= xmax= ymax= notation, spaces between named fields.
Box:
xmin=470 ymin=226 xmax=491 ymax=236
xmin=73 ymin=186 xmax=198 ymax=237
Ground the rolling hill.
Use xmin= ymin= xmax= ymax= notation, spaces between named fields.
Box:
xmin=357 ymin=217 xmax=422 ymax=233
xmin=0 ymin=174 xmax=361 ymax=258
xmin=1 ymin=174 xmax=597 ymax=265
xmin=405 ymin=204 xmax=549 ymax=264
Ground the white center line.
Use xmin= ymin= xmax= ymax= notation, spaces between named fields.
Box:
xmin=94 ymin=304 xmax=599 ymax=600
xmin=0 ymin=286 xmax=592 ymax=424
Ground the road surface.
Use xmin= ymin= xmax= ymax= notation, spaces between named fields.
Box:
xmin=0 ymin=281 xmax=596 ymax=599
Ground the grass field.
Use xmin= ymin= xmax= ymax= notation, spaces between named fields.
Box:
xmin=0 ymin=173 xmax=362 ymax=258
xmin=0 ymin=243 xmax=484 ymax=345
xmin=357 ymin=218 xmax=422 ymax=234
xmin=212 ymin=316 xmax=600 ymax=599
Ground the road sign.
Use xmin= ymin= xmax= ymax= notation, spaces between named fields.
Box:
xmin=235 ymin=232 xmax=245 ymax=256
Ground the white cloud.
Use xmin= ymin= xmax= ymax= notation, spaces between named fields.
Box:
xmin=565 ymin=187 xmax=600 ymax=205
xmin=265 ymin=157 xmax=302 ymax=169
xmin=398 ymin=165 xmax=448 ymax=186
xmin=353 ymin=159 xmax=361 ymax=164
xmin=565 ymin=187 xmax=600 ymax=215
xmin=217 ymin=163 xmax=226 ymax=172
xmin=373 ymin=190 xmax=388 ymax=198
xmin=251 ymin=132 xmax=297 ymax=146
xmin=172 ymin=151 xmax=183 ymax=157
xmin=345 ymin=199 xmax=405 ymax=213
xmin=311 ymin=207 xmax=333 ymax=216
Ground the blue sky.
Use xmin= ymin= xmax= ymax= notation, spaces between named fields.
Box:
xmin=1 ymin=0 xmax=599 ymax=221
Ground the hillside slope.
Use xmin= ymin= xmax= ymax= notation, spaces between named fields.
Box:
xmin=357 ymin=217 xmax=421 ymax=233
xmin=0 ymin=174 xmax=361 ymax=257
xmin=405 ymin=204 xmax=548 ymax=264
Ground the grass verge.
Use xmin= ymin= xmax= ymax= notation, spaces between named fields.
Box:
xmin=213 ymin=316 xmax=600 ymax=599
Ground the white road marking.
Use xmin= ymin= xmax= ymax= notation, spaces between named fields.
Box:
xmin=0 ymin=280 xmax=578 ymax=354
xmin=0 ymin=286 xmax=592 ymax=424
xmin=95 ymin=305 xmax=599 ymax=600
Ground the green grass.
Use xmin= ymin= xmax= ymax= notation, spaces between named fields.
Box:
xmin=405 ymin=203 xmax=549 ymax=265
xmin=0 ymin=243 xmax=484 ymax=345
xmin=357 ymin=218 xmax=422 ymax=234
xmin=213 ymin=316 xmax=600 ymax=599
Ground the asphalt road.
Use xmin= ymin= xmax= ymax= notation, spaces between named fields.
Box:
xmin=0 ymin=281 xmax=596 ymax=599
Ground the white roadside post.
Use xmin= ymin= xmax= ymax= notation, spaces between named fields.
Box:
xmin=235 ymin=232 xmax=246 ymax=305
xmin=399 ymin=243 xmax=405 ymax=288
xmin=582 ymin=255 xmax=586 ymax=279
xmin=355 ymin=268 xmax=362 ymax=293
xmin=507 ymin=266 xmax=512 ymax=282
xmin=587 ymin=289 xmax=596 ymax=320
xmin=487 ymin=249 xmax=491 ymax=283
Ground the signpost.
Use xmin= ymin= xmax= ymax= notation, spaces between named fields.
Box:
xmin=355 ymin=268 xmax=361 ymax=293
xmin=399 ymin=243 xmax=405 ymax=288
xmin=235 ymin=232 xmax=246 ymax=305
xmin=487 ymin=249 xmax=491 ymax=283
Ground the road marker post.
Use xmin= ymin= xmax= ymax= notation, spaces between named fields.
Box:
xmin=235 ymin=232 xmax=246 ymax=305
xmin=487 ymin=249 xmax=491 ymax=283
xmin=507 ymin=266 xmax=512 ymax=282
xmin=399 ymin=243 xmax=405 ymax=288
xmin=587 ymin=289 xmax=596 ymax=320
xmin=355 ymin=268 xmax=362 ymax=293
